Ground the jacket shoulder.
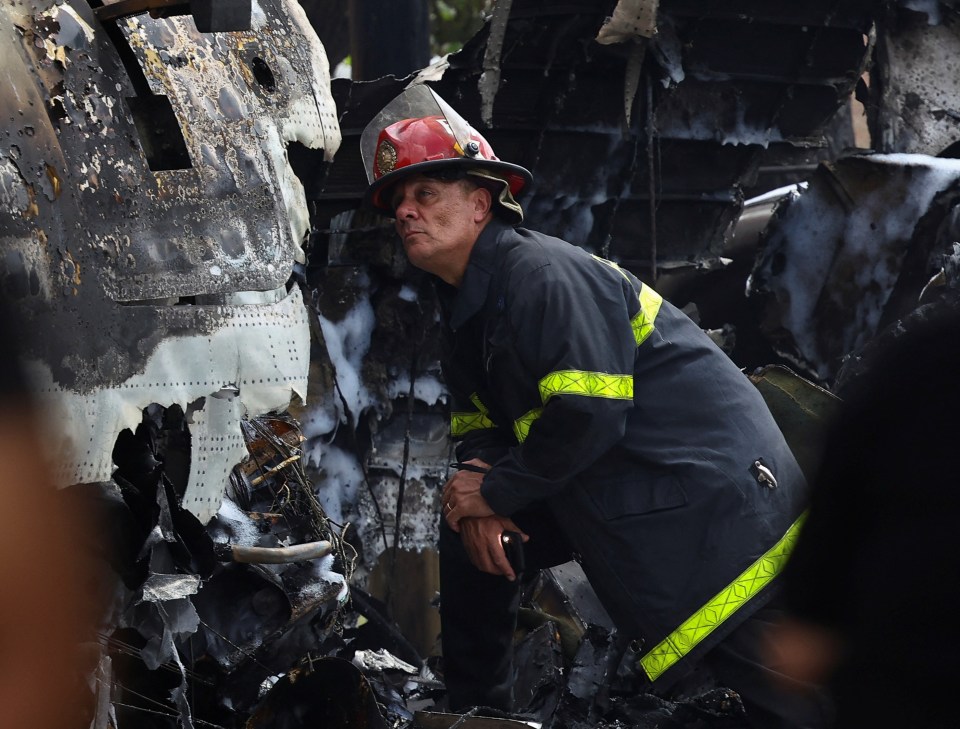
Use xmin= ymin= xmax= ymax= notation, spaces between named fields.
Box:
xmin=496 ymin=227 xmax=587 ymax=282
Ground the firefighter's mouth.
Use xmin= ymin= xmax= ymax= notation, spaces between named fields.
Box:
xmin=400 ymin=228 xmax=426 ymax=242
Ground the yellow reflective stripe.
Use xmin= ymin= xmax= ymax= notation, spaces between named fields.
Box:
xmin=513 ymin=408 xmax=542 ymax=443
xmin=632 ymin=284 xmax=662 ymax=346
xmin=512 ymin=371 xmax=632 ymax=442
xmin=450 ymin=411 xmax=496 ymax=437
xmin=538 ymin=370 xmax=634 ymax=403
xmin=640 ymin=513 xmax=807 ymax=681
xmin=590 ymin=255 xmax=662 ymax=346
xmin=507 ymin=260 xmax=659 ymax=444
xmin=591 ymin=253 xmax=631 ymax=281
xmin=451 ymin=393 xmax=495 ymax=436
xmin=470 ymin=392 xmax=490 ymax=415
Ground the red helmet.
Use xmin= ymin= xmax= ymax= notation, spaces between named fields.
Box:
xmin=361 ymin=86 xmax=532 ymax=215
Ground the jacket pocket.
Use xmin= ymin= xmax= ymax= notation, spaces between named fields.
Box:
xmin=588 ymin=472 xmax=688 ymax=519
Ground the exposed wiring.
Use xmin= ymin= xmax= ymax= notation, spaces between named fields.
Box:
xmin=196 ymin=618 xmax=274 ymax=673
xmin=97 ymin=677 xmax=227 ymax=729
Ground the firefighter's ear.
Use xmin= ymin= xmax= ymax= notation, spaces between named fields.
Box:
xmin=471 ymin=185 xmax=492 ymax=222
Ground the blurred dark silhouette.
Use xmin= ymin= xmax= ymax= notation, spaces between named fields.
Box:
xmin=771 ymin=308 xmax=960 ymax=728
xmin=0 ymin=309 xmax=98 ymax=728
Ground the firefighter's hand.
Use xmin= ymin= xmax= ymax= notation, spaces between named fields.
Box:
xmin=459 ymin=515 xmax=530 ymax=581
xmin=764 ymin=616 xmax=843 ymax=686
xmin=442 ymin=458 xmax=494 ymax=530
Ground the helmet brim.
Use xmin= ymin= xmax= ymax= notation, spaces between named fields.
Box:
xmin=364 ymin=158 xmax=533 ymax=216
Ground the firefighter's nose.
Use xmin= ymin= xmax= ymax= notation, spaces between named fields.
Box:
xmin=395 ymin=196 xmax=416 ymax=219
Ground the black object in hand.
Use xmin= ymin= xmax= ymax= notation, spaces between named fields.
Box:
xmin=500 ymin=530 xmax=525 ymax=574
xmin=450 ymin=462 xmax=491 ymax=474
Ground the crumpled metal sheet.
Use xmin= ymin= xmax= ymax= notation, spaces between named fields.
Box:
xmin=188 ymin=563 xmax=292 ymax=670
xmin=100 ymin=405 xmax=351 ymax=728
xmin=141 ymin=572 xmax=202 ymax=602
xmin=353 ymin=648 xmax=419 ymax=674
xmin=560 ymin=625 xmax=618 ymax=718
xmin=513 ymin=621 xmax=564 ymax=719
xmin=748 ymin=153 xmax=960 ymax=382
xmin=25 ymin=286 xmax=309 ymax=520
xmin=595 ymin=0 xmax=658 ymax=44
xmin=537 ymin=561 xmax=615 ymax=633
xmin=248 ymin=658 xmax=388 ymax=729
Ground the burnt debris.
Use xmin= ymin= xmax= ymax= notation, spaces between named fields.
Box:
xmin=5 ymin=0 xmax=960 ymax=726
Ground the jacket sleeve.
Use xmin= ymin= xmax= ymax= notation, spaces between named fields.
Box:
xmin=448 ymin=388 xmax=514 ymax=465
xmin=441 ymin=323 xmax=516 ymax=465
xmin=481 ymin=263 xmax=640 ymax=515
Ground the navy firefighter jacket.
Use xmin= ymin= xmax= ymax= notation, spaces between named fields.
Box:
xmin=439 ymin=219 xmax=808 ymax=686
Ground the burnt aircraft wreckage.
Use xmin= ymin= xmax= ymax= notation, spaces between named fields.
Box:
xmin=2 ymin=0 xmax=959 ymax=726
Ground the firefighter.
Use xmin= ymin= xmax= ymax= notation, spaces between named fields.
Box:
xmin=360 ymin=85 xmax=828 ymax=728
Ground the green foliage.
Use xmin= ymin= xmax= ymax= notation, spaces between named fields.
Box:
xmin=429 ymin=0 xmax=493 ymax=56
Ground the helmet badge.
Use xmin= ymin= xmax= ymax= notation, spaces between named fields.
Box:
xmin=376 ymin=139 xmax=398 ymax=177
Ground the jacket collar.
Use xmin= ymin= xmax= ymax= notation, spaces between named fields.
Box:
xmin=446 ymin=219 xmax=511 ymax=331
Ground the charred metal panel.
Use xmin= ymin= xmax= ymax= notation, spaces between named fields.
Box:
xmin=748 ymin=154 xmax=960 ymax=383
xmin=28 ymin=289 xmax=309 ymax=518
xmin=363 ymin=411 xmax=449 ymax=552
xmin=0 ymin=0 xmax=340 ymax=520
xmin=3 ymin=0 xmax=338 ymax=306
xmin=871 ymin=2 xmax=960 ymax=155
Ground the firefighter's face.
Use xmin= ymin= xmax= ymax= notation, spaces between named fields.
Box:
xmin=391 ymin=174 xmax=491 ymax=286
